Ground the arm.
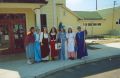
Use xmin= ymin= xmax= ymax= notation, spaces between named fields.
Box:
xmin=75 ymin=33 xmax=78 ymax=46
xmin=40 ymin=32 xmax=43 ymax=43
xmin=56 ymin=33 xmax=60 ymax=43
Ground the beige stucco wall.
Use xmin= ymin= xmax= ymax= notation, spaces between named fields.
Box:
xmin=98 ymin=7 xmax=120 ymax=35
xmin=0 ymin=1 xmax=119 ymax=35
xmin=56 ymin=6 xmax=80 ymax=32
xmin=0 ymin=3 xmax=45 ymax=31
xmin=40 ymin=0 xmax=66 ymax=31
xmin=78 ymin=6 xmax=120 ymax=36
xmin=79 ymin=20 xmax=105 ymax=36
xmin=0 ymin=8 xmax=35 ymax=31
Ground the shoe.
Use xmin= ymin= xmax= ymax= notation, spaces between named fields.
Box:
xmin=27 ymin=60 xmax=33 ymax=64
xmin=71 ymin=58 xmax=75 ymax=60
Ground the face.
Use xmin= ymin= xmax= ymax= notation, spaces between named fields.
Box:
xmin=68 ymin=28 xmax=72 ymax=33
xmin=61 ymin=28 xmax=64 ymax=32
xmin=44 ymin=27 xmax=47 ymax=33
xmin=52 ymin=28 xmax=55 ymax=33
xmin=77 ymin=28 xmax=81 ymax=32
xmin=31 ymin=28 xmax=35 ymax=33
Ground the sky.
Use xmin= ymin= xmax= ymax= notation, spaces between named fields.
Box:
xmin=66 ymin=0 xmax=120 ymax=11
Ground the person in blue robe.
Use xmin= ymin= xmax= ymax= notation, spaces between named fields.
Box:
xmin=75 ymin=26 xmax=88 ymax=59
xmin=57 ymin=28 xmax=67 ymax=60
xmin=34 ymin=29 xmax=42 ymax=62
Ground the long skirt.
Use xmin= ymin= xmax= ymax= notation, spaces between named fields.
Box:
xmin=41 ymin=38 xmax=50 ymax=60
xmin=59 ymin=41 xmax=66 ymax=60
xmin=25 ymin=43 xmax=34 ymax=61
xmin=50 ymin=40 xmax=58 ymax=58
xmin=34 ymin=41 xmax=41 ymax=62
xmin=67 ymin=40 xmax=75 ymax=58
xmin=65 ymin=41 xmax=68 ymax=59
xmin=77 ymin=41 xmax=88 ymax=59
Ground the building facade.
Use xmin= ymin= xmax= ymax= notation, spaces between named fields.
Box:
xmin=0 ymin=0 xmax=48 ymax=53
xmin=0 ymin=0 xmax=120 ymax=54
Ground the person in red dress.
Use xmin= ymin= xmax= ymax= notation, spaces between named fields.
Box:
xmin=49 ymin=27 xmax=58 ymax=60
xmin=41 ymin=27 xmax=50 ymax=61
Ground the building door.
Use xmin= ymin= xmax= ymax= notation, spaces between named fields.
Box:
xmin=0 ymin=14 xmax=26 ymax=54
xmin=40 ymin=14 xmax=47 ymax=31
xmin=0 ymin=19 xmax=11 ymax=53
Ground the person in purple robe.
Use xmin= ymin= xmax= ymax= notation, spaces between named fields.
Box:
xmin=75 ymin=26 xmax=88 ymax=59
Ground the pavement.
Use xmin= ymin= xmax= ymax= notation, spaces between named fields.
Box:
xmin=44 ymin=56 xmax=120 ymax=78
xmin=0 ymin=42 xmax=120 ymax=78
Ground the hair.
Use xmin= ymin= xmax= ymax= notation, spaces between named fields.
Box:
xmin=43 ymin=27 xmax=48 ymax=33
xmin=30 ymin=27 xmax=34 ymax=32
xmin=77 ymin=26 xmax=81 ymax=30
xmin=49 ymin=27 xmax=57 ymax=34
xmin=68 ymin=28 xmax=72 ymax=33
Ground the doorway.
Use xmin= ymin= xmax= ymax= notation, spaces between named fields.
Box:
xmin=0 ymin=14 xmax=26 ymax=54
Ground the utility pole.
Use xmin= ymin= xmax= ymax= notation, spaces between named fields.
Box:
xmin=96 ymin=0 xmax=98 ymax=10
xmin=112 ymin=1 xmax=117 ymax=30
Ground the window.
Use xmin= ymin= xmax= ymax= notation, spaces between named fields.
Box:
xmin=119 ymin=19 xmax=120 ymax=24
xmin=40 ymin=14 xmax=47 ymax=30
xmin=93 ymin=23 xmax=97 ymax=26
xmin=85 ymin=23 xmax=87 ymax=26
xmin=83 ymin=23 xmax=87 ymax=26
xmin=88 ymin=23 xmax=92 ymax=26
xmin=98 ymin=23 xmax=101 ymax=26
xmin=116 ymin=21 xmax=118 ymax=24
xmin=116 ymin=19 xmax=120 ymax=24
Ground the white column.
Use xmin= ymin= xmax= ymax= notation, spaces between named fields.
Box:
xmin=53 ymin=0 xmax=57 ymax=27
xmin=35 ymin=9 xmax=41 ymax=29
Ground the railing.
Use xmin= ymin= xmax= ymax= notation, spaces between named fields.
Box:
xmin=0 ymin=0 xmax=48 ymax=3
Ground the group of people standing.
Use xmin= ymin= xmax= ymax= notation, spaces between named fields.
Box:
xmin=24 ymin=26 xmax=88 ymax=64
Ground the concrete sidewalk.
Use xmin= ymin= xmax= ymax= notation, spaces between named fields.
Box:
xmin=0 ymin=43 xmax=120 ymax=78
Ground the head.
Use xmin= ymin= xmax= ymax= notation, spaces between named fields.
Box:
xmin=68 ymin=27 xmax=72 ymax=33
xmin=50 ymin=27 xmax=57 ymax=34
xmin=30 ymin=27 xmax=35 ymax=33
xmin=43 ymin=27 xmax=48 ymax=33
xmin=77 ymin=26 xmax=81 ymax=32
xmin=36 ymin=29 xmax=41 ymax=33
xmin=60 ymin=28 xmax=65 ymax=33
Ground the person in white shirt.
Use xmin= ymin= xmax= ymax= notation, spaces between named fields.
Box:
xmin=66 ymin=27 xmax=76 ymax=60
xmin=41 ymin=27 xmax=50 ymax=61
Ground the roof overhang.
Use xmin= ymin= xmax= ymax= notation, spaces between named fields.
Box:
xmin=56 ymin=4 xmax=81 ymax=21
xmin=0 ymin=0 xmax=48 ymax=4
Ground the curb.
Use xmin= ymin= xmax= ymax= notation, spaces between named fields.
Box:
xmin=35 ymin=55 xmax=120 ymax=78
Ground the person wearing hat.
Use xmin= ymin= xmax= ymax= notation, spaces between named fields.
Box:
xmin=75 ymin=26 xmax=88 ymax=59
xmin=57 ymin=27 xmax=67 ymax=60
